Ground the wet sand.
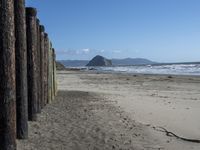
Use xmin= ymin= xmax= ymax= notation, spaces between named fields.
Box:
xmin=18 ymin=70 xmax=200 ymax=150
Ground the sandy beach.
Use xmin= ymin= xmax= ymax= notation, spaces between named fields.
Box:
xmin=18 ymin=70 xmax=200 ymax=150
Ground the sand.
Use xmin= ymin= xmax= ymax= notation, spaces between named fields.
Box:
xmin=18 ymin=70 xmax=200 ymax=150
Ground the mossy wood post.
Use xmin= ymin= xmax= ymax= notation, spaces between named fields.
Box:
xmin=39 ymin=25 xmax=45 ymax=108
xmin=48 ymin=42 xmax=53 ymax=103
xmin=26 ymin=7 xmax=38 ymax=121
xmin=36 ymin=19 xmax=41 ymax=113
xmin=0 ymin=0 xmax=16 ymax=149
xmin=14 ymin=0 xmax=28 ymax=139
xmin=44 ymin=33 xmax=49 ymax=105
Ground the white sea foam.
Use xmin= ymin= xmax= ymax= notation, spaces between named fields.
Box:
xmin=84 ymin=63 xmax=200 ymax=76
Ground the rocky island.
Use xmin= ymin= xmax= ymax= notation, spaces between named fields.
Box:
xmin=86 ymin=55 xmax=112 ymax=66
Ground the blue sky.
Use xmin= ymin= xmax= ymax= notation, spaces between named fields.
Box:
xmin=26 ymin=0 xmax=200 ymax=62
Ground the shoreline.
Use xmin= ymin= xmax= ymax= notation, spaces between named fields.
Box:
xmin=86 ymin=70 xmax=200 ymax=77
xmin=62 ymin=66 xmax=200 ymax=77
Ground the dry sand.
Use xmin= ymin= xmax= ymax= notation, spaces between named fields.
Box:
xmin=18 ymin=70 xmax=200 ymax=150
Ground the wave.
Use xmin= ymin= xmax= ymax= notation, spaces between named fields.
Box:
xmin=82 ymin=63 xmax=200 ymax=76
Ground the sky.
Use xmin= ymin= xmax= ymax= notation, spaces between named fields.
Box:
xmin=26 ymin=0 xmax=200 ymax=62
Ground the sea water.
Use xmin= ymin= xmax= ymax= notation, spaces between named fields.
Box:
xmin=83 ymin=63 xmax=200 ymax=76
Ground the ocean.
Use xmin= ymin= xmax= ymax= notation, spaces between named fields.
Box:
xmin=77 ymin=63 xmax=200 ymax=76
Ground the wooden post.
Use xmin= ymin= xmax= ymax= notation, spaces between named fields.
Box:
xmin=14 ymin=0 xmax=28 ymax=139
xmin=53 ymin=49 xmax=58 ymax=96
xmin=52 ymin=48 xmax=56 ymax=97
xmin=55 ymin=54 xmax=58 ymax=96
xmin=48 ymin=42 xmax=52 ymax=103
xmin=44 ymin=33 xmax=49 ymax=105
xmin=36 ymin=19 xmax=41 ymax=113
xmin=39 ymin=25 xmax=45 ymax=109
xmin=51 ymin=48 xmax=55 ymax=101
xmin=26 ymin=7 xmax=38 ymax=121
xmin=51 ymin=46 xmax=54 ymax=101
xmin=0 ymin=0 xmax=16 ymax=149
xmin=54 ymin=52 xmax=58 ymax=96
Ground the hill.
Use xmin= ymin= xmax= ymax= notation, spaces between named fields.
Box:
xmin=59 ymin=60 xmax=89 ymax=67
xmin=58 ymin=57 xmax=156 ymax=67
xmin=112 ymin=58 xmax=156 ymax=66
xmin=86 ymin=55 xmax=112 ymax=66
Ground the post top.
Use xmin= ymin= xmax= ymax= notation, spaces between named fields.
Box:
xmin=39 ymin=25 xmax=45 ymax=32
xmin=44 ymin=33 xmax=48 ymax=38
xmin=26 ymin=7 xmax=37 ymax=16
xmin=36 ymin=18 xmax=40 ymax=24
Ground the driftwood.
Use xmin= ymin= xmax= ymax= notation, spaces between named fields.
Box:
xmin=153 ymin=126 xmax=200 ymax=143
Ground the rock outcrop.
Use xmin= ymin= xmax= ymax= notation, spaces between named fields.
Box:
xmin=86 ymin=55 xmax=112 ymax=66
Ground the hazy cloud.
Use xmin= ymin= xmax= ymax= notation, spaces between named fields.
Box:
xmin=57 ymin=48 xmax=105 ymax=56
xmin=82 ymin=48 xmax=90 ymax=53
xmin=113 ymin=50 xmax=122 ymax=53
xmin=56 ymin=49 xmax=77 ymax=55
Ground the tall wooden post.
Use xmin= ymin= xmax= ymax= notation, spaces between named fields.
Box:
xmin=55 ymin=50 xmax=57 ymax=96
xmin=51 ymin=46 xmax=54 ymax=101
xmin=48 ymin=42 xmax=52 ymax=103
xmin=36 ymin=19 xmax=41 ymax=113
xmin=14 ymin=0 xmax=28 ymax=139
xmin=44 ymin=33 xmax=49 ymax=105
xmin=52 ymin=46 xmax=54 ymax=100
xmin=0 ymin=0 xmax=16 ymax=149
xmin=52 ymin=48 xmax=56 ymax=97
xmin=39 ymin=25 xmax=45 ymax=109
xmin=26 ymin=7 xmax=38 ymax=121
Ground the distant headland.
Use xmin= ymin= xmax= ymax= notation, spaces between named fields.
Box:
xmin=58 ymin=55 xmax=156 ymax=67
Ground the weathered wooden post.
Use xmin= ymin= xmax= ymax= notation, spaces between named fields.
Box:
xmin=54 ymin=51 xmax=58 ymax=96
xmin=36 ymin=19 xmax=41 ymax=113
xmin=14 ymin=0 xmax=28 ymax=139
xmin=26 ymin=7 xmax=38 ymax=121
xmin=53 ymin=48 xmax=57 ymax=99
xmin=54 ymin=52 xmax=58 ymax=96
xmin=51 ymin=46 xmax=54 ymax=101
xmin=0 ymin=0 xmax=16 ymax=149
xmin=48 ymin=42 xmax=53 ymax=103
xmin=39 ymin=25 xmax=45 ymax=109
xmin=52 ymin=48 xmax=57 ymax=97
xmin=44 ymin=33 xmax=49 ymax=105
xmin=51 ymin=48 xmax=55 ymax=100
